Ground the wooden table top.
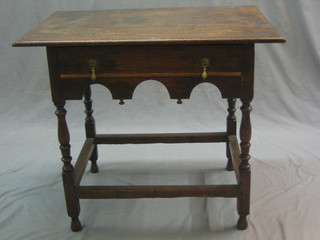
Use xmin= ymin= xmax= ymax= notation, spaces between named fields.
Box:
xmin=13 ymin=6 xmax=285 ymax=47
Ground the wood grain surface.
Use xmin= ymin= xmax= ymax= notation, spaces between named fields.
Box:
xmin=13 ymin=6 xmax=285 ymax=46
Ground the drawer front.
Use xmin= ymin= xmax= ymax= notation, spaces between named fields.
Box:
xmin=58 ymin=45 xmax=243 ymax=77
xmin=51 ymin=44 xmax=253 ymax=101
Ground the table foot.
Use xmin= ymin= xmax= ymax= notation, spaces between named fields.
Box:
xmin=71 ymin=217 xmax=83 ymax=232
xmin=226 ymin=160 xmax=234 ymax=171
xmin=90 ymin=161 xmax=99 ymax=173
xmin=237 ymin=215 xmax=248 ymax=230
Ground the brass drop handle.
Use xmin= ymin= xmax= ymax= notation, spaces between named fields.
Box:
xmin=89 ymin=59 xmax=97 ymax=82
xmin=200 ymin=57 xmax=210 ymax=80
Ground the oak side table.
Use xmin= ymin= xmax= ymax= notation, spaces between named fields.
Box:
xmin=13 ymin=6 xmax=285 ymax=232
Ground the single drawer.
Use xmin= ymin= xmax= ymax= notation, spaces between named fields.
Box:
xmin=57 ymin=45 xmax=243 ymax=80
xmin=52 ymin=44 xmax=252 ymax=101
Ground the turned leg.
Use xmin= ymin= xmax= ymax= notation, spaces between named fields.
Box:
xmin=83 ymin=87 xmax=99 ymax=173
xmin=237 ymin=98 xmax=252 ymax=230
xmin=55 ymin=101 xmax=82 ymax=232
xmin=226 ymin=98 xmax=236 ymax=171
